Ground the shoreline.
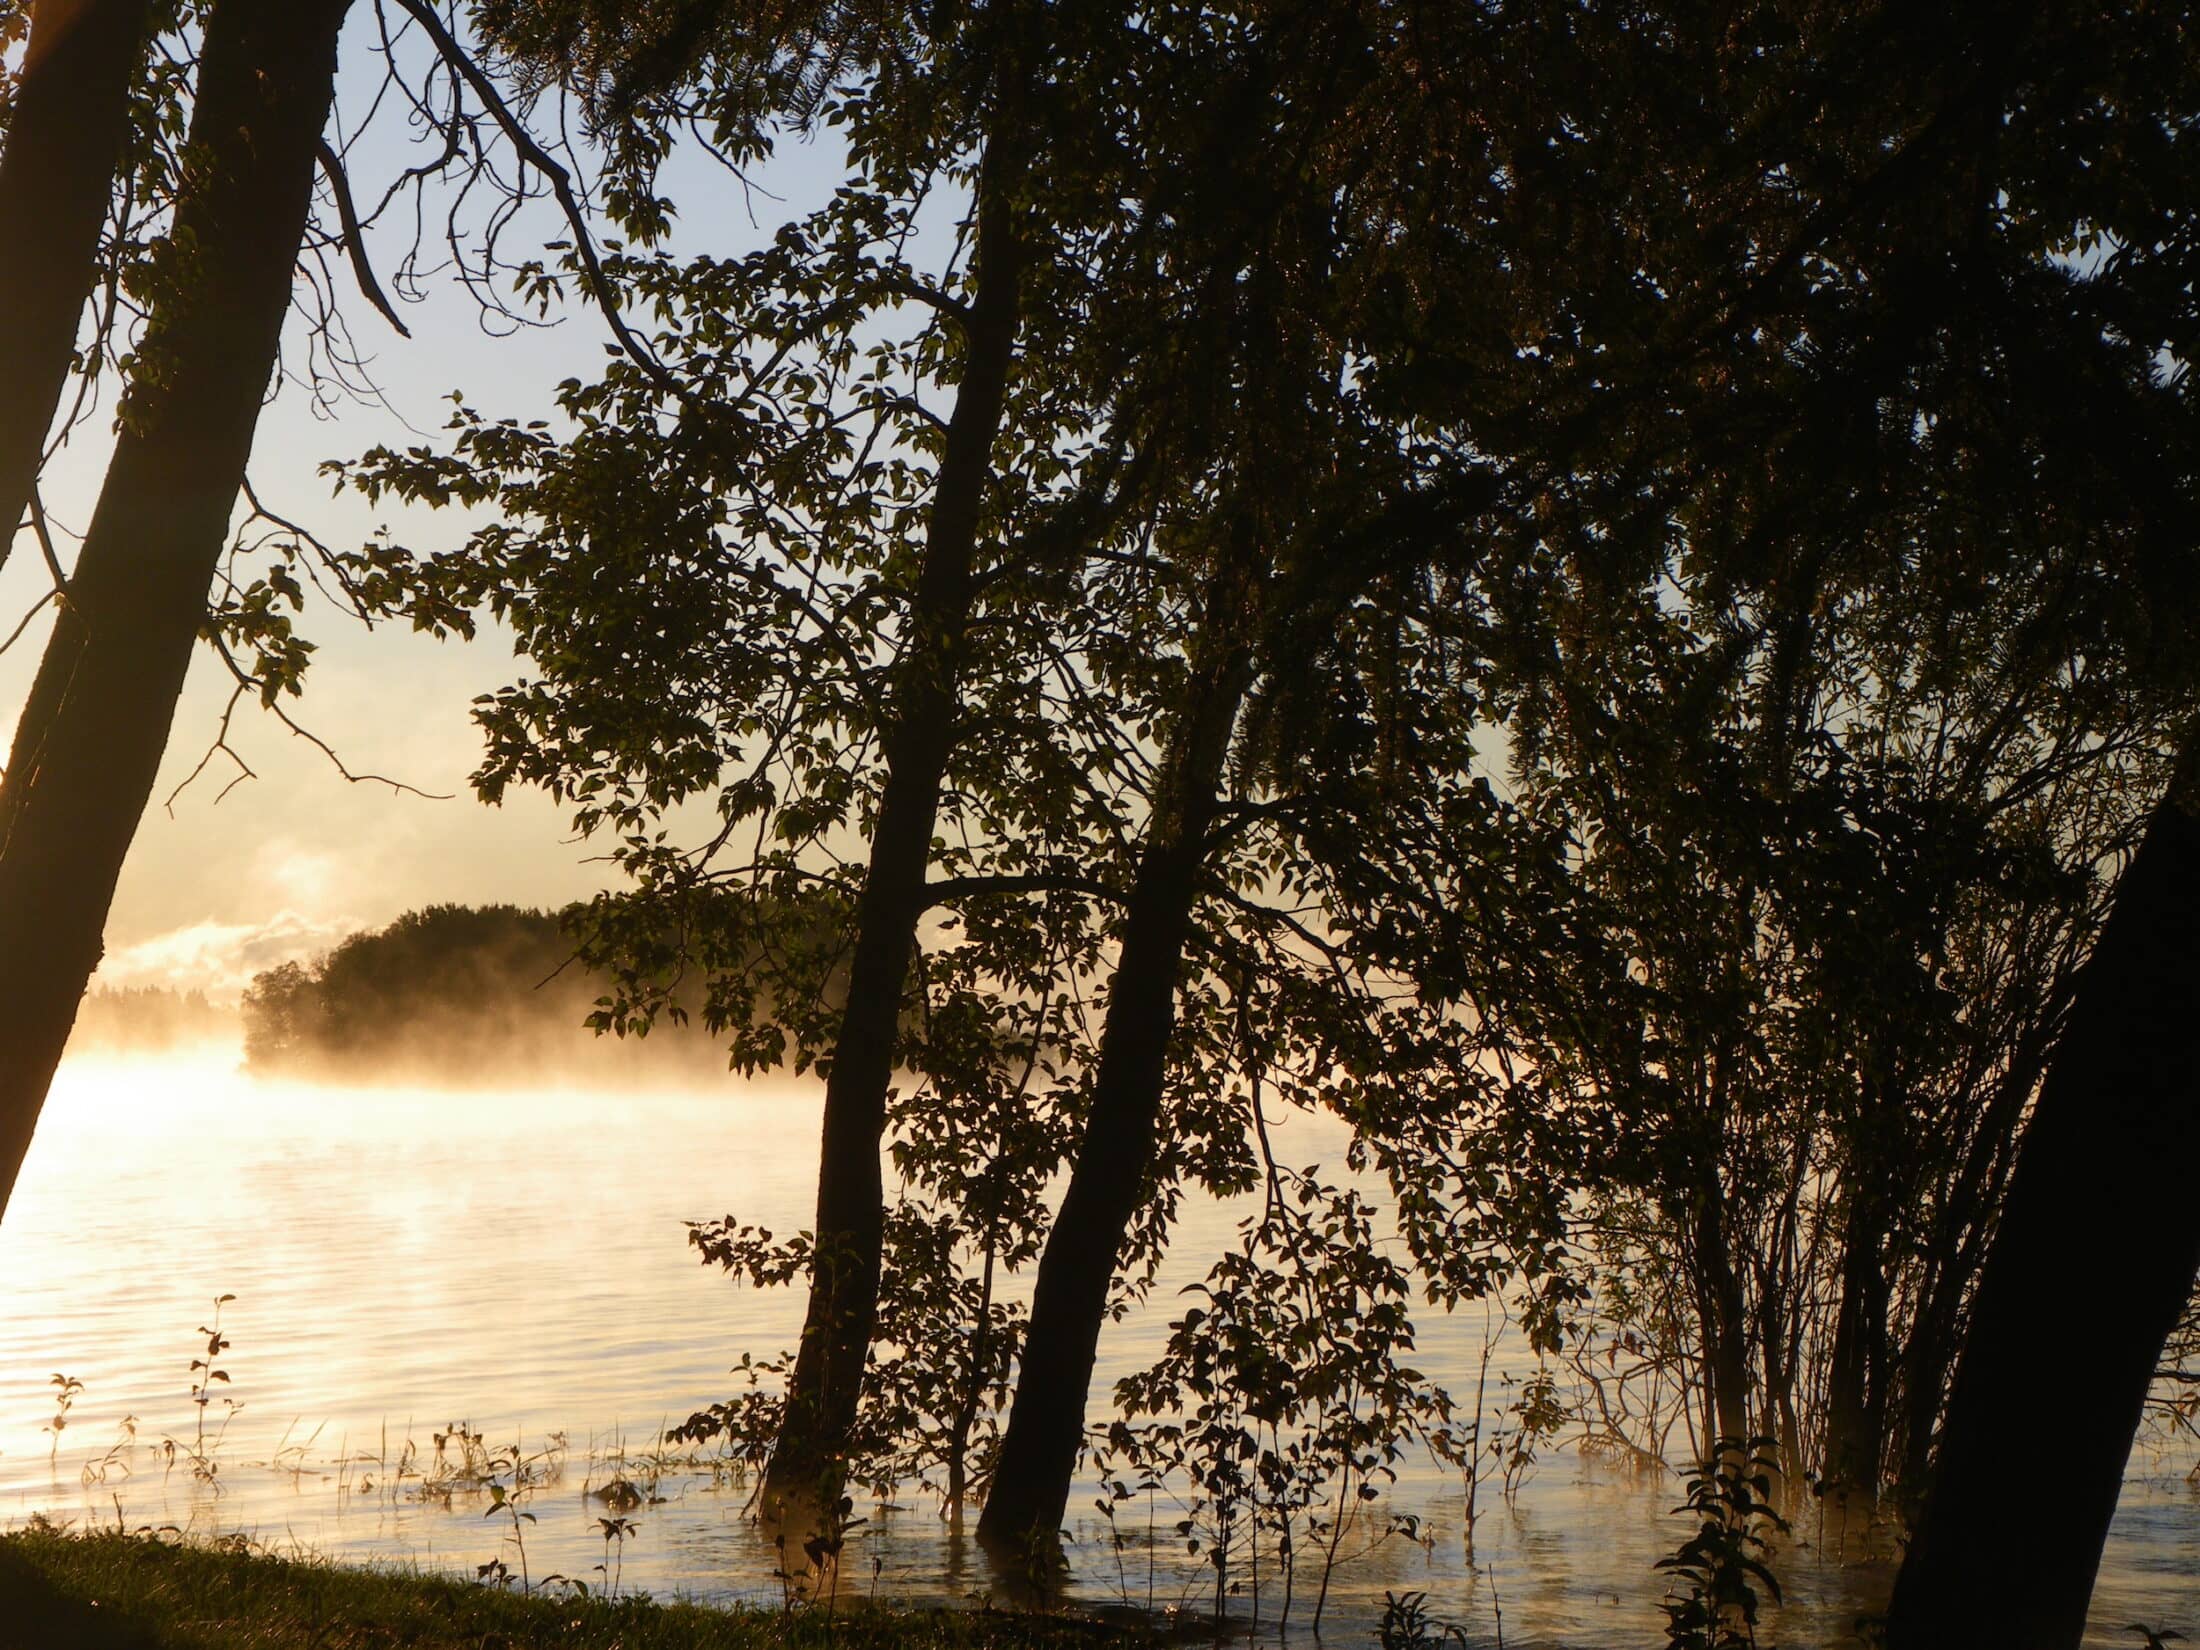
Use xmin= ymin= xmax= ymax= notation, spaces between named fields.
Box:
xmin=0 ymin=1527 xmax=1170 ymax=1650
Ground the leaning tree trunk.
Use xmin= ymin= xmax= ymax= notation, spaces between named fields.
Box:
xmin=0 ymin=0 xmax=151 ymax=571
xmin=977 ymin=544 xmax=1261 ymax=1557
xmin=758 ymin=134 xmax=1027 ymax=1522
xmin=1885 ymin=779 xmax=2200 ymax=1650
xmin=0 ymin=0 xmax=352 ymax=1216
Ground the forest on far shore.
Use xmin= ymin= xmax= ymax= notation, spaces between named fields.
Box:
xmin=238 ymin=900 xmax=837 ymax=1085
xmin=240 ymin=903 xmax=706 ymax=1083
xmin=67 ymin=985 xmax=231 ymax=1054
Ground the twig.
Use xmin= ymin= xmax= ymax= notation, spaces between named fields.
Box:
xmin=316 ymin=138 xmax=412 ymax=337
xmin=29 ymin=488 xmax=70 ymax=599
xmin=0 ymin=591 xmax=56 ymax=660
xmin=392 ymin=0 xmax=679 ymax=399
xmin=205 ymin=633 xmax=455 ymax=801
xmin=165 ymin=683 xmax=259 ymax=814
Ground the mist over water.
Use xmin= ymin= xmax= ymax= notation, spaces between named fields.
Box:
xmin=0 ymin=1048 xmax=2191 ymax=1645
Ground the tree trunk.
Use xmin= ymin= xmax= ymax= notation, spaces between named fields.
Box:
xmin=759 ymin=133 xmax=1027 ymax=1521
xmin=0 ymin=0 xmax=351 ymax=1217
xmin=1820 ymin=1195 xmax=1889 ymax=1502
xmin=1693 ymin=1193 xmax=1752 ymax=1446
xmin=0 ymin=0 xmax=150 ymax=567
xmin=1885 ymin=780 xmax=2200 ymax=1649
xmin=977 ymin=544 xmax=1261 ymax=1556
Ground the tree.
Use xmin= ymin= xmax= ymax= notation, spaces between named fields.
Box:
xmin=321 ymin=3 xmax=2200 ymax=1624
xmin=0 ymin=0 xmax=151 ymax=570
xmin=0 ymin=0 xmax=353 ymax=1214
xmin=978 ymin=0 xmax=1501 ymax=1550
xmin=1886 ymin=773 xmax=2200 ymax=1647
xmin=343 ymin=0 xmax=1169 ymax=1523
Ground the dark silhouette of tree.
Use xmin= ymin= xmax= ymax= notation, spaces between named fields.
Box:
xmin=0 ymin=0 xmax=354 ymax=1216
xmin=240 ymin=961 xmax=317 ymax=1070
xmin=237 ymin=0 xmax=2200 ymax=1628
xmin=1887 ymin=773 xmax=2200 ymax=1647
xmin=0 ymin=0 xmax=150 ymax=573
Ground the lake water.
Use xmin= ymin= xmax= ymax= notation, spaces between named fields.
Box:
xmin=0 ymin=1048 xmax=2191 ymax=1644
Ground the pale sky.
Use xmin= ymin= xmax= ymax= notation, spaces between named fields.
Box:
xmin=0 ymin=16 xmax=847 ymax=998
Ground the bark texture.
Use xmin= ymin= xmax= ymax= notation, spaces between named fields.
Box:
xmin=759 ymin=134 xmax=1026 ymax=1520
xmin=0 ymin=0 xmax=151 ymax=567
xmin=0 ymin=0 xmax=352 ymax=1216
xmin=1885 ymin=782 xmax=2200 ymax=1649
xmin=977 ymin=545 xmax=1261 ymax=1555
xmin=1820 ymin=1198 xmax=1889 ymax=1500
xmin=1693 ymin=1193 xmax=1753 ymax=1447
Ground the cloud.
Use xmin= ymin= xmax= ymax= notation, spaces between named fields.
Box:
xmin=96 ymin=911 xmax=354 ymax=1000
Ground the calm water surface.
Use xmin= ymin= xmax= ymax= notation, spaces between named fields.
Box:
xmin=0 ymin=1049 xmax=2191 ymax=1645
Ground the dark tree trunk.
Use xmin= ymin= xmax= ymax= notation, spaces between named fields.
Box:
xmin=1820 ymin=1195 xmax=1890 ymax=1502
xmin=0 ymin=0 xmax=150 ymax=567
xmin=0 ymin=0 xmax=351 ymax=1217
xmin=976 ymin=546 xmax=1261 ymax=1556
xmin=1693 ymin=1194 xmax=1753 ymax=1446
xmin=1885 ymin=783 xmax=2200 ymax=1650
xmin=759 ymin=136 xmax=1026 ymax=1521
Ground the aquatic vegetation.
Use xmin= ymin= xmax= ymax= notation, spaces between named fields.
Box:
xmin=44 ymin=1372 xmax=82 ymax=1467
xmin=161 ymin=1295 xmax=240 ymax=1491
xmin=1656 ymin=1440 xmax=1790 ymax=1650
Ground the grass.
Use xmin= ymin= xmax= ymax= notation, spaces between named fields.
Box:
xmin=0 ymin=1528 xmax=1161 ymax=1650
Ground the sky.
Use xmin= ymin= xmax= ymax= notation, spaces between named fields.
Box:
xmin=0 ymin=13 xmax=847 ymax=998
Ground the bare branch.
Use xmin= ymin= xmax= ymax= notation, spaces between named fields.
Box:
xmin=0 ymin=591 xmax=57 ymax=661
xmin=28 ymin=489 xmax=70 ymax=599
xmin=165 ymin=683 xmax=259 ymax=815
xmin=923 ymin=871 xmax=1125 ymax=910
xmin=316 ymin=138 xmax=413 ymax=338
xmin=205 ymin=633 xmax=455 ymax=801
xmin=392 ymin=0 xmax=680 ymax=399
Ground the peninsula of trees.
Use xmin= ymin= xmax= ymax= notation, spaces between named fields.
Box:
xmin=241 ymin=900 xmax=840 ymax=1084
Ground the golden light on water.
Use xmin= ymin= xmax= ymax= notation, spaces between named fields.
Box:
xmin=0 ymin=1050 xmax=2190 ymax=1641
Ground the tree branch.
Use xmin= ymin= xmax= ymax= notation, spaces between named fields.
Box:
xmin=392 ymin=0 xmax=679 ymax=399
xmin=316 ymin=137 xmax=412 ymax=337
xmin=924 ymin=871 xmax=1125 ymax=910
xmin=205 ymin=632 xmax=455 ymax=802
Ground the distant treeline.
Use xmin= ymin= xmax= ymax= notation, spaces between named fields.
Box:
xmin=240 ymin=903 xmax=765 ymax=1086
xmin=70 ymin=987 xmax=233 ymax=1053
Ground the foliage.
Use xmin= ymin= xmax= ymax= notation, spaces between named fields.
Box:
xmin=1101 ymin=1165 xmax=1453 ymax=1633
xmin=1657 ymin=1440 xmax=1792 ymax=1650
xmin=25 ymin=0 xmax=2198 ymax=1619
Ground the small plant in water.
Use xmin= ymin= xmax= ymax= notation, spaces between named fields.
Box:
xmin=80 ymin=1413 xmax=138 ymax=1490
xmin=596 ymin=1513 xmax=638 ymax=1598
xmin=482 ymin=1461 xmax=540 ymax=1591
xmin=160 ymin=1295 xmax=240 ymax=1489
xmin=1657 ymin=1437 xmax=1790 ymax=1650
xmin=1377 ymin=1589 xmax=1468 ymax=1650
xmin=44 ymin=1374 xmax=83 ymax=1465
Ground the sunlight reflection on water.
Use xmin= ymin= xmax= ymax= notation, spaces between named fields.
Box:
xmin=0 ymin=1049 xmax=2191 ymax=1645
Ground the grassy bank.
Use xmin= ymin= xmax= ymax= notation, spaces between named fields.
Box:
xmin=0 ymin=1529 xmax=1155 ymax=1650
